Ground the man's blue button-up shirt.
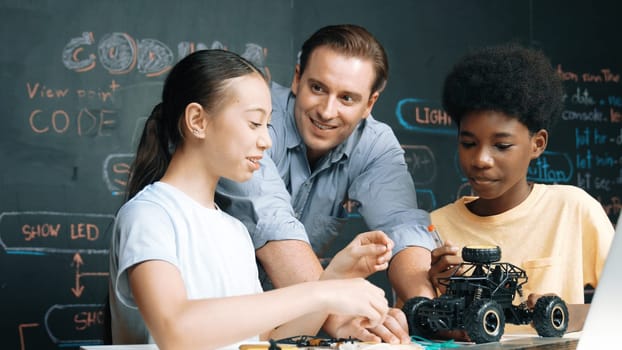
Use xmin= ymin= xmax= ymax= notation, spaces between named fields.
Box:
xmin=217 ymin=84 xmax=434 ymax=257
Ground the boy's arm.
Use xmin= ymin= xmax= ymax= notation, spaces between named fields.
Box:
xmin=389 ymin=246 xmax=437 ymax=305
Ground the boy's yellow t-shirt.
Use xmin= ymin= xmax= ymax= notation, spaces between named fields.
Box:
xmin=431 ymin=184 xmax=614 ymax=304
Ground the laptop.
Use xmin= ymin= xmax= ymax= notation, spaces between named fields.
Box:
xmin=577 ymin=213 xmax=622 ymax=348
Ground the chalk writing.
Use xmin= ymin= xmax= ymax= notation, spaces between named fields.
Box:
xmin=25 ymin=76 xmax=120 ymax=138
xmin=576 ymin=150 xmax=592 ymax=169
xmin=71 ymin=253 xmax=109 ymax=297
xmin=527 ymin=152 xmax=573 ymax=183
xmin=26 ymin=80 xmax=120 ymax=103
xmin=27 ymin=108 xmax=116 ymax=135
xmin=22 ymin=223 xmax=60 ymax=241
xmin=395 ymin=98 xmax=455 ymax=134
xmin=62 ymin=32 xmax=97 ymax=72
xmin=63 ymin=31 xmax=260 ymax=77
xmin=26 ymin=82 xmax=69 ymax=99
xmin=567 ymin=87 xmax=596 ymax=106
xmin=555 ymin=83 xmax=619 ymax=209
xmin=96 ymin=32 xmax=138 ymax=74
xmin=103 ymin=153 xmax=134 ymax=196
xmin=609 ymin=96 xmax=622 ymax=107
xmin=574 ymin=127 xmax=622 ymax=182
xmin=18 ymin=323 xmax=40 ymax=350
xmin=136 ymin=38 xmax=174 ymax=77
xmin=0 ymin=212 xmax=113 ymax=254
xmin=402 ymin=145 xmax=437 ymax=185
xmin=44 ymin=304 xmax=105 ymax=346
xmin=556 ymin=65 xmax=579 ymax=82
xmin=557 ymin=65 xmax=621 ymax=83
xmin=561 ymin=108 xmax=606 ymax=122
xmin=577 ymin=171 xmax=621 ymax=192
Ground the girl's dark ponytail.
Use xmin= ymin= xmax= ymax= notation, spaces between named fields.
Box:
xmin=126 ymin=103 xmax=171 ymax=200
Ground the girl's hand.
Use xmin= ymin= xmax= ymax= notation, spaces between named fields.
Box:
xmin=314 ymin=278 xmax=389 ymax=329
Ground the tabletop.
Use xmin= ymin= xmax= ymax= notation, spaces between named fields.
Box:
xmin=80 ymin=333 xmax=582 ymax=350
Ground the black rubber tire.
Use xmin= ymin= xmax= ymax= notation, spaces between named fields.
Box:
xmin=465 ymin=299 xmax=505 ymax=343
xmin=401 ymin=296 xmax=433 ymax=336
xmin=462 ymin=246 xmax=502 ymax=263
xmin=533 ymin=295 xmax=569 ymax=337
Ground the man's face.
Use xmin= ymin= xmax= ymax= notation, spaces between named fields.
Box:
xmin=291 ymin=46 xmax=379 ymax=164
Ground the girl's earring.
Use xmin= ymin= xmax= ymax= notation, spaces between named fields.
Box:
xmin=192 ymin=129 xmax=199 ymax=135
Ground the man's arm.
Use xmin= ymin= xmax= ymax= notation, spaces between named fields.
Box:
xmin=258 ymin=230 xmax=395 ymax=289
xmin=349 ymin=120 xmax=437 ymax=303
xmin=217 ymin=154 xmax=310 ymax=251
xmin=255 ymin=240 xmax=323 ymax=288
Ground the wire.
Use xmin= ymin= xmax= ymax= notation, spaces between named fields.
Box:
xmin=410 ymin=335 xmax=461 ymax=349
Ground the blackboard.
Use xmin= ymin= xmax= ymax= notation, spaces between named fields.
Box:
xmin=0 ymin=1 xmax=619 ymax=349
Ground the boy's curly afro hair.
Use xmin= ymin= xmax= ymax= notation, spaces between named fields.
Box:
xmin=442 ymin=43 xmax=564 ymax=133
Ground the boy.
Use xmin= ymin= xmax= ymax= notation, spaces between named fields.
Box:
xmin=430 ymin=44 xmax=614 ymax=334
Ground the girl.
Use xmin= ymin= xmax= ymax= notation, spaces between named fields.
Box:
xmin=109 ymin=49 xmax=394 ymax=350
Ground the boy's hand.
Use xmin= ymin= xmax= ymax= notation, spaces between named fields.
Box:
xmin=429 ymin=241 xmax=462 ymax=294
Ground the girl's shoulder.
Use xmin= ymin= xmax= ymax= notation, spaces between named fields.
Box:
xmin=117 ymin=183 xmax=181 ymax=219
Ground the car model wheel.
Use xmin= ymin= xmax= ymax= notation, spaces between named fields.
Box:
xmin=401 ymin=296 xmax=433 ymax=336
xmin=465 ymin=299 xmax=505 ymax=343
xmin=462 ymin=246 xmax=501 ymax=263
xmin=533 ymin=295 xmax=569 ymax=337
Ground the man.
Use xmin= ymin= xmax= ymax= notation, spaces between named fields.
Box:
xmin=218 ymin=24 xmax=436 ymax=343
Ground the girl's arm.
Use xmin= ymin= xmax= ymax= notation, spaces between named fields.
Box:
xmin=129 ymin=261 xmax=388 ymax=350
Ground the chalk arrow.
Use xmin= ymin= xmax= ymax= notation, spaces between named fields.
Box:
xmin=72 ymin=252 xmax=84 ymax=267
xmin=71 ymin=285 xmax=85 ymax=298
xmin=70 ymin=252 xmax=108 ymax=298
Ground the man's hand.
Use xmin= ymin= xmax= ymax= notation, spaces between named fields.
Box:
xmin=323 ymin=308 xmax=411 ymax=344
xmin=429 ymin=241 xmax=462 ymax=294
xmin=323 ymin=231 xmax=394 ymax=280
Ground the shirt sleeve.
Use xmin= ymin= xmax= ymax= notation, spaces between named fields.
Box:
xmin=217 ymin=155 xmax=309 ymax=250
xmin=348 ymin=124 xmax=435 ymax=253
xmin=113 ymin=202 xmax=178 ymax=308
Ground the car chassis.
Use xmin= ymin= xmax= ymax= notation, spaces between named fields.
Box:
xmin=402 ymin=246 xmax=569 ymax=344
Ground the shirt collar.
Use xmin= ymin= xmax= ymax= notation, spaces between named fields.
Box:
xmin=285 ymin=92 xmax=303 ymax=150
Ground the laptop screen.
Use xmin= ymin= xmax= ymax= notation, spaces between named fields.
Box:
xmin=577 ymin=213 xmax=622 ymax=348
